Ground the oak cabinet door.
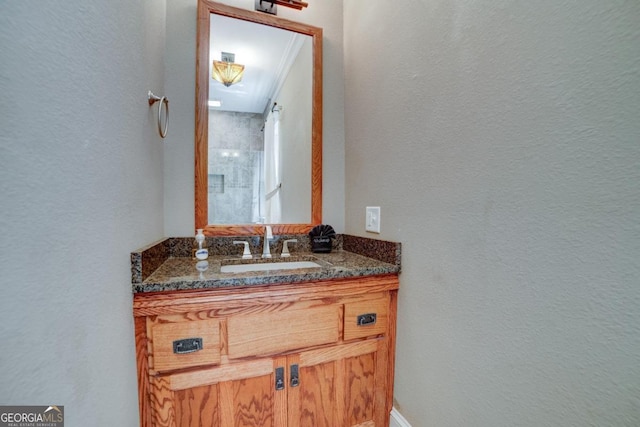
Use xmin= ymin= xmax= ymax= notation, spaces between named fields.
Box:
xmin=288 ymin=339 xmax=388 ymax=427
xmin=219 ymin=374 xmax=280 ymax=427
xmin=288 ymin=355 xmax=337 ymax=427
xmin=173 ymin=384 xmax=219 ymax=427
xmin=150 ymin=357 xmax=286 ymax=427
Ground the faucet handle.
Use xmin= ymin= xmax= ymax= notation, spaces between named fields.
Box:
xmin=233 ymin=241 xmax=253 ymax=259
xmin=281 ymin=239 xmax=298 ymax=257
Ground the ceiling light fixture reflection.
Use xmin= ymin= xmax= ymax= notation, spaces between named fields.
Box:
xmin=208 ymin=100 xmax=222 ymax=108
xmin=212 ymin=52 xmax=244 ymax=87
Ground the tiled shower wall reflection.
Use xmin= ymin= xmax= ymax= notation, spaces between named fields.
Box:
xmin=208 ymin=110 xmax=264 ymax=224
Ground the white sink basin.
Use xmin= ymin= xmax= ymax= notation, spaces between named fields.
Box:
xmin=220 ymin=261 xmax=322 ymax=274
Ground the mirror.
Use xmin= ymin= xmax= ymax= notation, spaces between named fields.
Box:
xmin=195 ymin=0 xmax=323 ymax=235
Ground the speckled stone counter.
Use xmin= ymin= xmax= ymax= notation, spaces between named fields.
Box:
xmin=131 ymin=234 xmax=401 ymax=293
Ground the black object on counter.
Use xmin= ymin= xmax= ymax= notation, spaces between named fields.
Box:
xmin=309 ymin=224 xmax=336 ymax=253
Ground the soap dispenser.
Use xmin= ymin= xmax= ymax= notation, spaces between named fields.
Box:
xmin=195 ymin=229 xmax=209 ymax=260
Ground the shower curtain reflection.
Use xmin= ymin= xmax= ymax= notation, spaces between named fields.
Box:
xmin=262 ymin=109 xmax=281 ymax=223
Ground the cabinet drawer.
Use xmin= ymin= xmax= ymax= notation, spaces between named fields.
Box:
xmin=151 ymin=319 xmax=221 ymax=372
xmin=343 ymin=296 xmax=389 ymax=340
xmin=227 ymin=305 xmax=340 ymax=359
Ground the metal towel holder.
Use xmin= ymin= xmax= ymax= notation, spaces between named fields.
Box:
xmin=148 ymin=91 xmax=169 ymax=138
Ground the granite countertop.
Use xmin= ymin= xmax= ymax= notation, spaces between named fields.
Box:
xmin=131 ymin=234 xmax=401 ymax=293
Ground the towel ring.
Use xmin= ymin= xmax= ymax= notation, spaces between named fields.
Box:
xmin=148 ymin=91 xmax=169 ymax=138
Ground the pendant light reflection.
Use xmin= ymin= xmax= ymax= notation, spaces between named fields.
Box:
xmin=212 ymin=52 xmax=244 ymax=87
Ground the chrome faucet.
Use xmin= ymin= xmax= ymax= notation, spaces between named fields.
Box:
xmin=262 ymin=225 xmax=273 ymax=258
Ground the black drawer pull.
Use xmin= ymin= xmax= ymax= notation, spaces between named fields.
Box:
xmin=290 ymin=364 xmax=300 ymax=387
xmin=357 ymin=313 xmax=377 ymax=326
xmin=173 ymin=338 xmax=203 ymax=354
xmin=275 ymin=367 xmax=285 ymax=391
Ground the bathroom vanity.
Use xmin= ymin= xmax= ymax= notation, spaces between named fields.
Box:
xmin=142 ymin=3 xmax=403 ymax=424
xmin=132 ymin=235 xmax=400 ymax=427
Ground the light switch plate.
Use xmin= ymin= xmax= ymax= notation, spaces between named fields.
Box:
xmin=365 ymin=206 xmax=381 ymax=233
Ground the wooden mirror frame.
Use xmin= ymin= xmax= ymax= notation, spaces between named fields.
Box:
xmin=195 ymin=0 xmax=322 ymax=236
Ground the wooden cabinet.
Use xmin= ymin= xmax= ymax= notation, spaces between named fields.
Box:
xmin=134 ymin=275 xmax=399 ymax=427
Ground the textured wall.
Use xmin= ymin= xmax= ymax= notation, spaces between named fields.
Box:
xmin=0 ymin=0 xmax=166 ymax=425
xmin=163 ymin=0 xmax=345 ymax=235
xmin=344 ymin=1 xmax=640 ymax=425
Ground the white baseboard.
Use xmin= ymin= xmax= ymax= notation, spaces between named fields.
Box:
xmin=390 ymin=407 xmax=412 ymax=427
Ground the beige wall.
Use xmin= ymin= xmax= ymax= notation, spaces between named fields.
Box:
xmin=0 ymin=0 xmax=166 ymax=424
xmin=344 ymin=1 xmax=640 ymax=425
xmin=163 ymin=0 xmax=345 ymax=235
